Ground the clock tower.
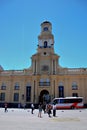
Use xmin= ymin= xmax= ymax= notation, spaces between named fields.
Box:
xmin=38 ymin=21 xmax=54 ymax=51
xmin=31 ymin=21 xmax=60 ymax=75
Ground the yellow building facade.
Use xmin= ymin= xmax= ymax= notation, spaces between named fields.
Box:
xmin=0 ymin=21 xmax=87 ymax=108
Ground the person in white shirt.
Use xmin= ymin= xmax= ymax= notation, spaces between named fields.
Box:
xmin=31 ymin=103 xmax=34 ymax=114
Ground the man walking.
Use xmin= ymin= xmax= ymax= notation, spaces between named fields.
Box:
xmin=53 ymin=103 xmax=56 ymax=117
xmin=31 ymin=103 xmax=34 ymax=114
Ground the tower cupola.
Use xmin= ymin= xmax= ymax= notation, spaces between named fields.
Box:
xmin=41 ymin=21 xmax=52 ymax=33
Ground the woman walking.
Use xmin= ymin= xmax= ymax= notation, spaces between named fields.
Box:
xmin=38 ymin=103 xmax=42 ymax=118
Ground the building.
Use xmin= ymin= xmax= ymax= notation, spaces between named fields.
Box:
xmin=0 ymin=21 xmax=87 ymax=108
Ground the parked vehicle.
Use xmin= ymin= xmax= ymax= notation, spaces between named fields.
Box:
xmin=50 ymin=97 xmax=84 ymax=109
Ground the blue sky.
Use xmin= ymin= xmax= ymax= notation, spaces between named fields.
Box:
xmin=0 ymin=0 xmax=87 ymax=70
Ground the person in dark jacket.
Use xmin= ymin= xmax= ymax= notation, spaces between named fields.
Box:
xmin=4 ymin=103 xmax=8 ymax=112
xmin=47 ymin=104 xmax=52 ymax=117
xmin=31 ymin=103 xmax=34 ymax=114
xmin=53 ymin=103 xmax=56 ymax=117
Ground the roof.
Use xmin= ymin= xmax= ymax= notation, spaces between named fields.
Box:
xmin=41 ymin=21 xmax=52 ymax=26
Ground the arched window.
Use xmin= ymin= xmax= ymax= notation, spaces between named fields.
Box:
xmin=44 ymin=41 xmax=47 ymax=48
xmin=1 ymin=83 xmax=6 ymax=90
xmin=72 ymin=82 xmax=78 ymax=90
xmin=43 ymin=27 xmax=48 ymax=31
xmin=14 ymin=82 xmax=20 ymax=90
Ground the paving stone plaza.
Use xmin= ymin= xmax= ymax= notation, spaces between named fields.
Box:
xmin=0 ymin=108 xmax=87 ymax=130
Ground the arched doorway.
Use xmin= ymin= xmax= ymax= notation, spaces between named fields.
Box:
xmin=39 ymin=90 xmax=50 ymax=103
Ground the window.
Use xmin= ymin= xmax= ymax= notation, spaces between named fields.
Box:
xmin=14 ymin=93 xmax=19 ymax=101
xmin=41 ymin=65 xmax=49 ymax=71
xmin=26 ymin=86 xmax=31 ymax=102
xmin=72 ymin=82 xmax=78 ymax=90
xmin=53 ymin=99 xmax=59 ymax=104
xmin=39 ymin=79 xmax=44 ymax=86
xmin=58 ymin=86 xmax=64 ymax=97
xmin=1 ymin=85 xmax=6 ymax=90
xmin=39 ymin=78 xmax=50 ymax=86
xmin=60 ymin=99 xmax=64 ymax=103
xmin=44 ymin=52 xmax=46 ymax=55
xmin=14 ymin=82 xmax=20 ymax=90
xmin=46 ymin=79 xmax=50 ymax=86
xmin=0 ymin=93 xmax=5 ymax=101
xmin=44 ymin=41 xmax=47 ymax=48
xmin=1 ymin=83 xmax=6 ymax=90
xmin=72 ymin=93 xmax=78 ymax=97
xmin=43 ymin=27 xmax=48 ymax=31
xmin=14 ymin=86 xmax=19 ymax=90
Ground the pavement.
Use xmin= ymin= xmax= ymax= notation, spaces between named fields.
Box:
xmin=0 ymin=108 xmax=87 ymax=130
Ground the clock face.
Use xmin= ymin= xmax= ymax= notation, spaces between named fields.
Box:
xmin=43 ymin=27 xmax=48 ymax=31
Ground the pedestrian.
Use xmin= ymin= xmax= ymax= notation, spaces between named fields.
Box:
xmin=47 ymin=104 xmax=52 ymax=117
xmin=42 ymin=103 xmax=46 ymax=114
xmin=53 ymin=103 xmax=56 ymax=117
xmin=38 ymin=103 xmax=42 ymax=118
xmin=18 ymin=103 xmax=21 ymax=108
xmin=31 ymin=103 xmax=34 ymax=114
xmin=4 ymin=103 xmax=8 ymax=112
xmin=23 ymin=103 xmax=26 ymax=109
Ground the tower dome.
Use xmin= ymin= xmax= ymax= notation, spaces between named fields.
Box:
xmin=41 ymin=21 xmax=52 ymax=26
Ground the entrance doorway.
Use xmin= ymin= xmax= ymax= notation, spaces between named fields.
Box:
xmin=39 ymin=90 xmax=50 ymax=103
